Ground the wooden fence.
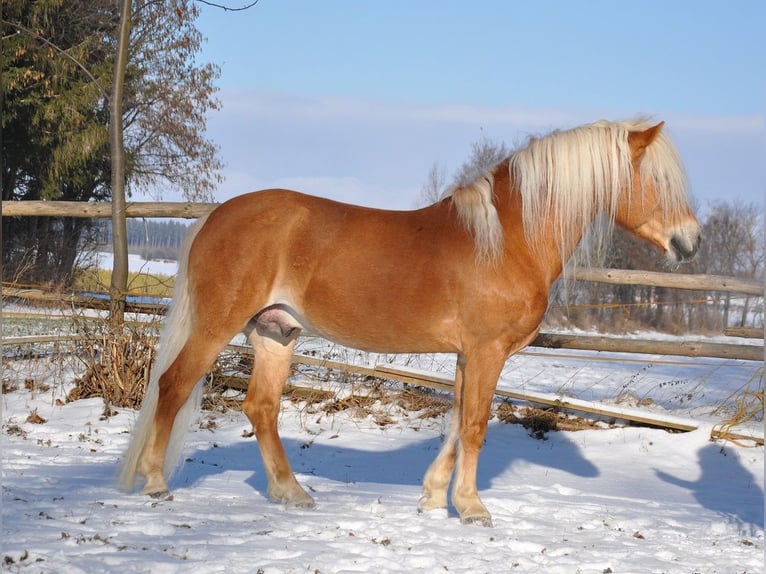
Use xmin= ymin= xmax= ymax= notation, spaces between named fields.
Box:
xmin=1 ymin=332 xmax=762 ymax=442
xmin=2 ymin=200 xmax=764 ymax=363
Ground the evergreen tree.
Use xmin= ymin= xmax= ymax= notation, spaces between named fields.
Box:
xmin=2 ymin=0 xmax=222 ymax=286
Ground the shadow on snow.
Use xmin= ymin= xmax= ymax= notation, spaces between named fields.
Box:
xmin=175 ymin=422 xmax=598 ymax=505
xmin=656 ymin=442 xmax=764 ymax=532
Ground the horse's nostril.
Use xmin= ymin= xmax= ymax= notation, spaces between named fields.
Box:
xmin=670 ymin=235 xmax=698 ymax=261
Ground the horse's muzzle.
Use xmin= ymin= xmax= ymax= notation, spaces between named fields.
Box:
xmin=669 ymin=231 xmax=701 ymax=262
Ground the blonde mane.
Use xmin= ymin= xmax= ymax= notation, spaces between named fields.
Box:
xmin=447 ymin=118 xmax=690 ymax=263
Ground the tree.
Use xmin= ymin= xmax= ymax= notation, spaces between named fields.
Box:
xmin=125 ymin=0 xmax=223 ymax=201
xmin=418 ymin=161 xmax=446 ymax=206
xmin=1 ymin=0 xmax=222 ymax=287
xmin=692 ymin=201 xmax=764 ymax=329
xmin=2 ymin=0 xmax=115 ymax=285
xmin=450 ymin=135 xmax=510 ymax=189
xmin=417 ymin=135 xmax=509 ymax=208
xmin=110 ymin=0 xmax=132 ymax=323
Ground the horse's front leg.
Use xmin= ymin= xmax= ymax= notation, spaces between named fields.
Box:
xmin=451 ymin=347 xmax=507 ymax=527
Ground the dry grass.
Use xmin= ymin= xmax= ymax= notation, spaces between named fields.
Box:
xmin=496 ymin=401 xmax=602 ymax=439
xmin=73 ymin=267 xmax=175 ymax=298
xmin=280 ymin=365 xmax=453 ymax=427
xmin=388 ymin=388 xmax=452 ymax=419
xmin=284 ymin=383 xmax=337 ymax=406
xmin=711 ymin=367 xmax=764 ymax=446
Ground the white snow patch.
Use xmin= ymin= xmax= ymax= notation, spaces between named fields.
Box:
xmin=2 ymin=348 xmax=763 ymax=573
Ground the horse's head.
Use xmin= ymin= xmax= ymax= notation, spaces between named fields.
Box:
xmin=617 ymin=122 xmax=701 ymax=263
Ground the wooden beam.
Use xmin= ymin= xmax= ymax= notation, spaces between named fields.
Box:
xmin=5 ymin=299 xmax=761 ymax=361
xmin=373 ymin=363 xmax=700 ymax=432
xmin=724 ymin=327 xmax=764 ymax=339
xmin=710 ymin=429 xmax=764 ymax=446
xmin=1 ymin=335 xmax=93 ymax=346
xmin=532 ymin=332 xmax=762 ymax=362
xmin=1 ymin=200 xmax=217 ymax=219
xmin=572 ymin=267 xmax=763 ymax=296
xmin=222 ymin=347 xmax=703 ymax=432
xmin=3 ymin=338 xmax=757 ymax=437
xmin=2 ymin=286 xmax=167 ymax=315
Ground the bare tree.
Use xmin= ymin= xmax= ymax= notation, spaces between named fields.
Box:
xmin=694 ymin=201 xmax=764 ymax=329
xmin=418 ymin=161 xmax=447 ymax=206
xmin=450 ymin=135 xmax=510 ymax=188
xmin=126 ymin=0 xmax=223 ymax=201
xmin=418 ymin=135 xmax=508 ymax=207
xmin=110 ymin=0 xmax=132 ymax=324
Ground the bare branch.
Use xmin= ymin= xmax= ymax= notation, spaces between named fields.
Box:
xmin=195 ymin=0 xmax=259 ymax=11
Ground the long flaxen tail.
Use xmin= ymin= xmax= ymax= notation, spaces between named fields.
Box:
xmin=118 ymin=215 xmax=209 ymax=492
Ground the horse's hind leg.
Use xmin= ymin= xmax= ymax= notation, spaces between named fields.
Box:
xmin=138 ymin=331 xmax=228 ymax=496
xmin=419 ymin=355 xmax=465 ymax=513
xmin=243 ymin=331 xmax=315 ymax=507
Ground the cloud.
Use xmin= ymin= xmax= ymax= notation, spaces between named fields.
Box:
xmin=220 ymin=88 xmax=591 ymax=131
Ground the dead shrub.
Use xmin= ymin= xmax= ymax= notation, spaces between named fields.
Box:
xmin=496 ymin=402 xmax=599 ymax=439
xmin=322 ymin=394 xmax=377 ymax=415
xmin=284 ymin=384 xmax=336 ymax=406
xmin=2 ymin=380 xmax=19 ymax=394
xmin=68 ymin=321 xmax=159 ymax=412
xmin=25 ymin=409 xmax=47 ymax=424
xmin=393 ymin=387 xmax=452 ymax=419
xmin=5 ymin=425 xmax=27 ymax=438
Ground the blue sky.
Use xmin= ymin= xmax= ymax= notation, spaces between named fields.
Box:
xmin=185 ymin=0 xmax=765 ymax=210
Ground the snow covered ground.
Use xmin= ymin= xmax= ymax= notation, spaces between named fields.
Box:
xmin=2 ymin=253 xmax=764 ymax=572
xmin=2 ymin=338 xmax=763 ymax=573
xmin=87 ymin=251 xmax=180 ymax=278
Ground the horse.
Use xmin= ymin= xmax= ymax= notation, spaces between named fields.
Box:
xmin=119 ymin=118 xmax=700 ymax=527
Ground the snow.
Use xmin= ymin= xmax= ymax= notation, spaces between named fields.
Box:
xmin=89 ymin=252 xmax=179 ymax=278
xmin=2 ymin=253 xmax=763 ymax=570
xmin=2 ymin=343 xmax=763 ymax=573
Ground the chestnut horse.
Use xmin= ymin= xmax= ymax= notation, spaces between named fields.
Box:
xmin=120 ymin=119 xmax=700 ymax=526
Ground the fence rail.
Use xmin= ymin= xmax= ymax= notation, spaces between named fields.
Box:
xmin=3 ymin=200 xmax=763 ymax=361
xmin=2 ymin=333 xmax=762 ymax=441
xmin=2 ymin=200 xmax=216 ymax=219
xmin=571 ymin=268 xmax=762 ymax=296
xmin=3 ymin=285 xmax=762 ymax=361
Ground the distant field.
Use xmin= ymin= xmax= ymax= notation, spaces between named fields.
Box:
xmin=73 ymin=267 xmax=174 ymax=298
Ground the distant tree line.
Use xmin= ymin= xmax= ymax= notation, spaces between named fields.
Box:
xmin=546 ymin=201 xmax=764 ymax=333
xmin=94 ymin=220 xmax=190 ymax=261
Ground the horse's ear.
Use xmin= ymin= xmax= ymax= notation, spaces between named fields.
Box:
xmin=628 ymin=121 xmax=664 ymax=158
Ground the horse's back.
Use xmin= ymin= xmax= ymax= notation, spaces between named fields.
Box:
xmin=185 ymin=189 xmax=473 ymax=351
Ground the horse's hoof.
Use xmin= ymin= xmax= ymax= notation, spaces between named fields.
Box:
xmin=271 ymin=488 xmax=316 ymax=508
xmin=143 ymin=488 xmax=171 ymax=499
xmin=460 ymin=514 xmax=494 ymax=528
xmin=417 ymin=494 xmax=447 ymax=513
xmin=284 ymin=491 xmax=316 ymax=508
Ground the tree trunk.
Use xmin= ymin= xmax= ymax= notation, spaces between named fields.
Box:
xmin=109 ymin=0 xmax=132 ymax=325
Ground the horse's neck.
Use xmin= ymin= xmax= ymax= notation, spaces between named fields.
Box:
xmin=496 ymin=179 xmax=591 ymax=287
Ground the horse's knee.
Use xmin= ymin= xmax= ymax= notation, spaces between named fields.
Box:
xmin=243 ymin=384 xmax=282 ymax=432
